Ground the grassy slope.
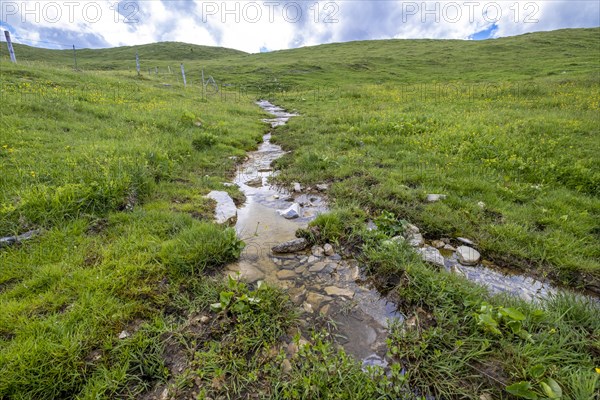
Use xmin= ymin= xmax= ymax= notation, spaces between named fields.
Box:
xmin=1 ymin=28 xmax=599 ymax=399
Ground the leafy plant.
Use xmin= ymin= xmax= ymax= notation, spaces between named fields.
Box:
xmin=210 ymin=275 xmax=261 ymax=314
xmin=373 ymin=210 xmax=407 ymax=237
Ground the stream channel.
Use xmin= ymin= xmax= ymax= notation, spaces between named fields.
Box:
xmin=212 ymin=100 xmax=578 ymax=369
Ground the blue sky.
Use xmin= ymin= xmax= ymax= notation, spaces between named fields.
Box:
xmin=1 ymin=1 xmax=599 ymax=52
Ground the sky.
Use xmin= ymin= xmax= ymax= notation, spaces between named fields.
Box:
xmin=1 ymin=1 xmax=599 ymax=53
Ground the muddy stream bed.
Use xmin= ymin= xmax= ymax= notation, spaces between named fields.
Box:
xmin=211 ymin=100 xmax=581 ymax=369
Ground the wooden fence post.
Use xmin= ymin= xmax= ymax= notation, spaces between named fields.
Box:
xmin=4 ymin=31 xmax=17 ymax=63
xmin=181 ymin=63 xmax=187 ymax=88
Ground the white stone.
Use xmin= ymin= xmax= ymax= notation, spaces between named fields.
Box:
xmin=293 ymin=182 xmax=302 ymax=192
xmin=277 ymin=203 xmax=301 ymax=219
xmin=118 ymin=330 xmax=130 ymax=339
xmin=456 ymin=246 xmax=481 ymax=266
xmin=407 ymin=233 xmax=424 ymax=247
xmin=457 ymin=237 xmax=475 ymax=246
xmin=426 ymin=194 xmax=446 ymax=202
xmin=418 ymin=246 xmax=445 ymax=267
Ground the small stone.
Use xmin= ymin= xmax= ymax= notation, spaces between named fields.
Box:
xmin=324 ymin=286 xmax=354 ymax=298
xmin=277 ymin=203 xmax=301 ymax=219
xmin=405 ymin=223 xmax=420 ymax=234
xmin=451 ymin=265 xmax=465 ymax=276
xmin=228 ymin=264 xmax=264 ymax=283
xmin=418 ymin=246 xmax=445 ymax=267
xmin=293 ymin=182 xmax=302 ymax=192
xmin=308 ymin=262 xmax=328 ymax=273
xmin=456 ymin=245 xmax=481 ymax=266
xmin=443 ymin=244 xmax=456 ymax=251
xmin=407 ymin=233 xmax=424 ymax=247
xmin=431 ymin=240 xmax=445 ymax=249
xmin=383 ymin=235 xmax=405 ymax=247
xmin=307 ymin=255 xmax=319 ymax=264
xmin=320 ymin=304 xmax=330 ymax=315
xmin=302 ymin=302 xmax=313 ymax=313
xmin=200 ymin=315 xmax=210 ymax=323
xmin=281 ymin=359 xmax=292 ymax=374
xmin=289 ymin=286 xmax=306 ymax=304
xmin=456 ymin=237 xmax=475 ymax=246
xmin=273 ymin=194 xmax=280 ymax=199
xmin=426 ymin=193 xmax=446 ymax=202
xmin=311 ymin=246 xmax=325 ymax=257
xmin=294 ymin=265 xmax=306 ymax=274
xmin=306 ymin=292 xmax=333 ymax=309
xmin=246 ymin=177 xmax=263 ymax=187
xmin=118 ymin=330 xmax=130 ymax=339
xmin=328 ymin=253 xmax=342 ymax=261
xmin=272 ymin=238 xmax=309 ymax=253
xmin=316 ymin=183 xmax=329 ymax=191
xmin=323 ymin=243 xmax=334 ymax=256
xmin=477 ymin=201 xmax=486 ymax=209
xmin=277 ymin=270 xmax=297 ymax=280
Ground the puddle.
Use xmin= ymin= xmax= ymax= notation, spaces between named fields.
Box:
xmin=225 ymin=100 xmax=400 ymax=366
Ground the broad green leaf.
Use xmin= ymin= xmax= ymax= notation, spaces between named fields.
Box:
xmin=506 ymin=381 xmax=538 ymax=399
xmin=478 ymin=313 xmax=501 ymax=335
xmin=541 ymin=378 xmax=562 ymax=399
xmin=220 ymin=291 xmax=234 ymax=307
xmin=507 ymin=320 xmax=522 ymax=334
xmin=500 ymin=307 xmax=526 ymax=321
xmin=529 ymin=364 xmax=546 ymax=379
xmin=232 ymin=301 xmax=249 ymax=314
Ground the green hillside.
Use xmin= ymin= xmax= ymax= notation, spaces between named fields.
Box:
xmin=1 ymin=41 xmax=246 ymax=70
xmin=1 ymin=28 xmax=599 ymax=399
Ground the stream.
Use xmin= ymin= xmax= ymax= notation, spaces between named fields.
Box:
xmin=213 ymin=100 xmax=589 ymax=369
xmin=223 ymin=100 xmax=398 ymax=367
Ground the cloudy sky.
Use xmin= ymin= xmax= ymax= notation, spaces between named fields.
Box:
xmin=1 ymin=1 xmax=599 ymax=52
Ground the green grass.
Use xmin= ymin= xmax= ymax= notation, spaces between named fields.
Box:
xmin=1 ymin=27 xmax=599 ymax=399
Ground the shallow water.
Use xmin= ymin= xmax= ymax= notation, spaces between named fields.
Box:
xmin=226 ymin=100 xmax=399 ymax=365
xmin=222 ymin=100 xmax=593 ymax=368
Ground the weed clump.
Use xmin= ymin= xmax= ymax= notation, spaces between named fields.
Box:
xmin=191 ymin=132 xmax=218 ymax=150
xmin=160 ymin=223 xmax=243 ymax=277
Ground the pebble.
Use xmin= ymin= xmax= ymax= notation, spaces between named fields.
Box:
xmin=323 ymin=243 xmax=335 ymax=256
xmin=308 ymin=262 xmax=328 ymax=273
xmin=277 ymin=270 xmax=297 ymax=280
xmin=431 ymin=240 xmax=445 ymax=249
xmin=324 ymin=286 xmax=354 ymax=298
xmin=457 ymin=237 xmax=475 ymax=246
xmin=312 ymin=246 xmax=325 ymax=257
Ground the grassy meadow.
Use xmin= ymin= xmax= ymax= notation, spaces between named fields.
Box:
xmin=1 ymin=28 xmax=599 ymax=399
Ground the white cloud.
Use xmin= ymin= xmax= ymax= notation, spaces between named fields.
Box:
xmin=0 ymin=1 xmax=598 ymax=51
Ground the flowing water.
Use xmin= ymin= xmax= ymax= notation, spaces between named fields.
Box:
xmin=225 ymin=100 xmax=399 ymax=366
xmin=218 ymin=100 xmax=593 ymax=369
